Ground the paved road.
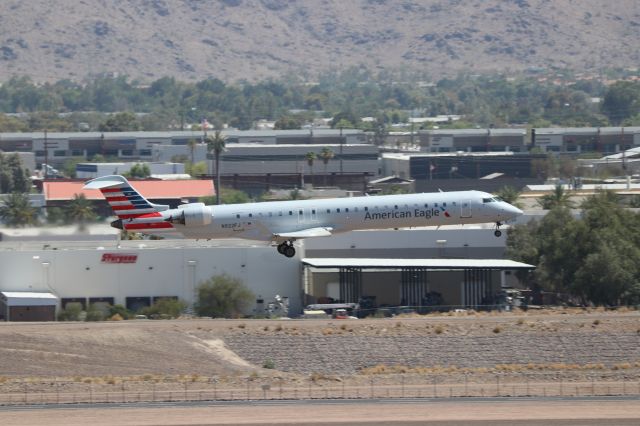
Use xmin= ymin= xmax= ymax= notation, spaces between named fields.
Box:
xmin=1 ymin=396 xmax=639 ymax=425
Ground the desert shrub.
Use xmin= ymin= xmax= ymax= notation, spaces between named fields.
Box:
xmin=85 ymin=304 xmax=105 ymax=321
xmin=109 ymin=304 xmax=131 ymax=320
xmin=195 ymin=274 xmax=254 ymax=318
xmin=57 ymin=304 xmax=83 ymax=321
xmin=142 ymin=298 xmax=187 ymax=319
xmin=262 ymin=359 xmax=276 ymax=369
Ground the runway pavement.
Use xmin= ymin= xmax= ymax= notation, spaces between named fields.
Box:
xmin=1 ymin=396 xmax=639 ymax=425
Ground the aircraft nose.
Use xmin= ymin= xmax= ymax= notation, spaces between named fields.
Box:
xmin=505 ymin=204 xmax=523 ymax=219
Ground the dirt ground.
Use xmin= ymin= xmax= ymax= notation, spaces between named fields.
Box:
xmin=1 ymin=399 xmax=639 ymax=425
xmin=0 ymin=309 xmax=639 ymax=399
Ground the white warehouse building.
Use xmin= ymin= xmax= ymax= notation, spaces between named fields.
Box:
xmin=0 ymin=239 xmax=301 ymax=321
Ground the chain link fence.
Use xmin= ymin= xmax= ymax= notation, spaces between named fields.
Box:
xmin=1 ymin=372 xmax=639 ymax=406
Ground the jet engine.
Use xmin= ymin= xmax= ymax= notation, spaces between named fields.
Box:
xmin=164 ymin=203 xmax=213 ymax=227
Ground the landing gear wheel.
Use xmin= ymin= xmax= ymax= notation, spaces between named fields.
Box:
xmin=283 ymin=245 xmax=296 ymax=258
xmin=277 ymin=242 xmax=287 ymax=254
xmin=494 ymin=221 xmax=503 ymax=237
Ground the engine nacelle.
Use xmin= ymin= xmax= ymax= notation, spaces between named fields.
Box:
xmin=165 ymin=203 xmax=213 ymax=227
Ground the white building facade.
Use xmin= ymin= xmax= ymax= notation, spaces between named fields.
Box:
xmin=0 ymin=240 xmax=302 ymax=316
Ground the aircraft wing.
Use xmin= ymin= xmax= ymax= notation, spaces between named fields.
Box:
xmin=274 ymin=227 xmax=333 ymax=240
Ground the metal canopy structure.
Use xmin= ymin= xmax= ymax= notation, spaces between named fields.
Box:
xmin=302 ymin=258 xmax=535 ymax=309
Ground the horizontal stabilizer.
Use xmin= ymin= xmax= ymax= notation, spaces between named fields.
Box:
xmin=275 ymin=227 xmax=333 ymax=239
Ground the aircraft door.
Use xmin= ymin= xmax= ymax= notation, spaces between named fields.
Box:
xmin=460 ymin=200 xmax=472 ymax=218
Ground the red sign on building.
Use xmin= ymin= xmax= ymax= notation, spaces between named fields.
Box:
xmin=101 ymin=253 xmax=138 ymax=264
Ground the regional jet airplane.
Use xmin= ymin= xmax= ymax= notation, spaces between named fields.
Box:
xmin=84 ymin=175 xmax=523 ymax=258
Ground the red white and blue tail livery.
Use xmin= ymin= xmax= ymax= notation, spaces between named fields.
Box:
xmin=84 ymin=175 xmax=177 ymax=234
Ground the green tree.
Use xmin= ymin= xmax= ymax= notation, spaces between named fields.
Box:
xmin=330 ymin=111 xmax=360 ymax=128
xmin=98 ymin=112 xmax=140 ymax=132
xmin=505 ymin=220 xmax=540 ymax=290
xmin=0 ymin=152 xmax=30 ymax=193
xmin=274 ymin=115 xmax=303 ymax=129
xmin=0 ymin=113 xmax=28 ymax=132
xmin=188 ymin=161 xmax=208 ymax=177
xmin=64 ymin=194 xmax=97 ymax=230
xmin=45 ymin=207 xmax=65 ymax=224
xmin=305 ymin=151 xmax=316 ymax=187
xmin=494 ymin=186 xmax=522 ymax=208
xmin=507 ymin=191 xmax=640 ymax=306
xmin=319 ymin=147 xmax=334 ymax=187
xmin=572 ymin=235 xmax=640 ymax=305
xmin=206 ymin=130 xmax=227 ymax=205
xmin=62 ymin=158 xmax=83 ymax=178
xmin=602 ymin=81 xmax=640 ymax=124
xmin=538 ymin=184 xmax=574 ymax=209
xmin=195 ymin=274 xmax=254 ymax=318
xmin=0 ymin=192 xmax=38 ymax=227
xmin=126 ymin=163 xmax=151 ymax=178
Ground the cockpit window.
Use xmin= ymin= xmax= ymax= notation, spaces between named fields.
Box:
xmin=482 ymin=198 xmax=493 ymax=203
xmin=493 ymin=196 xmax=503 ymax=202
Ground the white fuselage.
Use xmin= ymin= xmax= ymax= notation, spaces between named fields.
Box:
xmin=161 ymin=190 xmax=522 ymax=242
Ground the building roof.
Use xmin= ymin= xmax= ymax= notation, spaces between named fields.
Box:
xmin=302 ymin=258 xmax=535 ymax=270
xmin=43 ymin=179 xmax=215 ymax=201
xmin=0 ymin=292 xmax=58 ymax=306
xmin=369 ymin=175 xmax=415 ymax=184
xmin=536 ymin=127 xmax=640 ymax=135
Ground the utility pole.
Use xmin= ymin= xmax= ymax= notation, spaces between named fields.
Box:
xmin=43 ymin=129 xmax=48 ymax=179
xmin=339 ymin=126 xmax=344 ymax=175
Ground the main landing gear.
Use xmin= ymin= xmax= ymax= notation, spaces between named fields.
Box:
xmin=277 ymin=241 xmax=296 ymax=258
xmin=494 ymin=222 xmax=502 ymax=237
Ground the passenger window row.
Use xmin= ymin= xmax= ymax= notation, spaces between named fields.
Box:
xmin=233 ymin=201 xmax=458 ymax=218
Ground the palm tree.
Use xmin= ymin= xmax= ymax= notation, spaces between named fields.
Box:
xmin=64 ymin=194 xmax=97 ymax=230
xmin=495 ymin=186 xmax=523 ymax=208
xmin=206 ymin=130 xmax=227 ymax=205
xmin=319 ymin=147 xmax=334 ymax=187
xmin=305 ymin=151 xmax=317 ymax=188
xmin=187 ymin=138 xmax=198 ymax=165
xmin=538 ymin=184 xmax=574 ymax=210
xmin=0 ymin=192 xmax=38 ymax=227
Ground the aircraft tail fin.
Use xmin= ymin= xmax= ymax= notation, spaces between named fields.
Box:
xmin=83 ymin=175 xmax=174 ymax=232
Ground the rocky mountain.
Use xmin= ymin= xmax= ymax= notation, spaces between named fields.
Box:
xmin=0 ymin=0 xmax=639 ymax=83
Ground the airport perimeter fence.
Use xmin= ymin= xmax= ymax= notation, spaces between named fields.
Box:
xmin=1 ymin=372 xmax=639 ymax=406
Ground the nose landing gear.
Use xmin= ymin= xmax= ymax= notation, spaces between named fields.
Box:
xmin=494 ymin=222 xmax=503 ymax=237
xmin=277 ymin=241 xmax=296 ymax=257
